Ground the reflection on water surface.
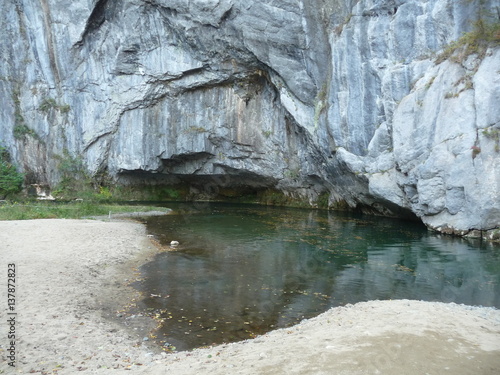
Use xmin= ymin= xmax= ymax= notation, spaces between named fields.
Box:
xmin=129 ymin=203 xmax=500 ymax=351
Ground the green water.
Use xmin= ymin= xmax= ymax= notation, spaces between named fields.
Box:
xmin=130 ymin=203 xmax=500 ymax=351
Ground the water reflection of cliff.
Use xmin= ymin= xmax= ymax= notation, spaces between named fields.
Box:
xmin=131 ymin=204 xmax=500 ymax=351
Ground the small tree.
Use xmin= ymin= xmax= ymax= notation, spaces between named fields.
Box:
xmin=0 ymin=147 xmax=24 ymax=199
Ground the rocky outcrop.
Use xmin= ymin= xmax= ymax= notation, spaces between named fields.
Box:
xmin=0 ymin=0 xmax=499 ymax=235
xmin=327 ymin=0 xmax=500 ymax=235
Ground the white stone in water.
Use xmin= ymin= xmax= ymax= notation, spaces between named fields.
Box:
xmin=170 ymin=240 xmax=179 ymax=246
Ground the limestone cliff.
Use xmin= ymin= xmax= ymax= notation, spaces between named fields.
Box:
xmin=0 ymin=0 xmax=499 ymax=237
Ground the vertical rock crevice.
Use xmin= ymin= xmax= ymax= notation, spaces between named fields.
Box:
xmin=39 ymin=0 xmax=61 ymax=88
xmin=75 ymin=0 xmax=111 ymax=47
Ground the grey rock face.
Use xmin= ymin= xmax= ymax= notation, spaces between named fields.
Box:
xmin=0 ymin=0 xmax=499 ymax=234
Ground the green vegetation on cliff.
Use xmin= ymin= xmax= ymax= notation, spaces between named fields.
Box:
xmin=436 ymin=18 xmax=500 ymax=64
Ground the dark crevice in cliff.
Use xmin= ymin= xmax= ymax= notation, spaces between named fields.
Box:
xmin=218 ymin=6 xmax=234 ymax=25
xmin=116 ymin=170 xmax=278 ymax=201
xmin=75 ymin=0 xmax=112 ymax=47
xmin=39 ymin=0 xmax=62 ymax=87
xmin=358 ymin=200 xmax=421 ymax=222
xmin=179 ymin=172 xmax=277 ymax=189
xmin=82 ymin=130 xmax=114 ymax=153
xmin=361 ymin=3 xmax=400 ymax=18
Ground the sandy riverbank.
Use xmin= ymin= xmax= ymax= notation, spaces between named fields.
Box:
xmin=1 ymin=219 xmax=499 ymax=374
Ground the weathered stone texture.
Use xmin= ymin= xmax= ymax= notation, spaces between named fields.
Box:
xmin=0 ymin=0 xmax=499 ymax=233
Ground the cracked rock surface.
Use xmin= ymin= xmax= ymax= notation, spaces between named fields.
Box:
xmin=0 ymin=0 xmax=499 ymax=233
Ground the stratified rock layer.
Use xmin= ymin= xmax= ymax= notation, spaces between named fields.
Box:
xmin=0 ymin=0 xmax=499 ymax=234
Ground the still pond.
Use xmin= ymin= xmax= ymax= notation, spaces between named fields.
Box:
xmin=129 ymin=203 xmax=500 ymax=351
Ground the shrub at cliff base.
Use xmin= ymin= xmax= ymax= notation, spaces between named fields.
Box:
xmin=0 ymin=161 xmax=24 ymax=199
xmin=0 ymin=146 xmax=24 ymax=200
